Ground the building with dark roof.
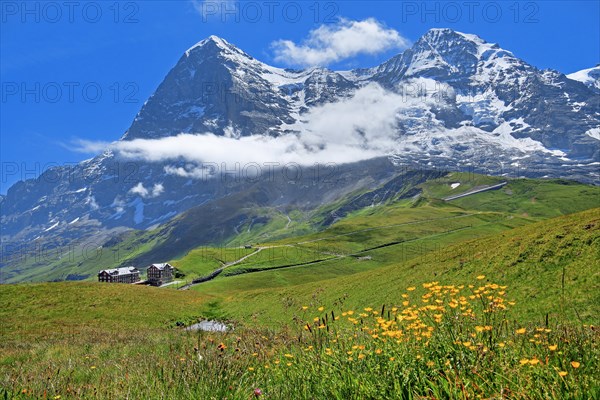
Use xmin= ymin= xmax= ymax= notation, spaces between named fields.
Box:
xmin=98 ymin=267 xmax=141 ymax=283
xmin=147 ymin=263 xmax=174 ymax=286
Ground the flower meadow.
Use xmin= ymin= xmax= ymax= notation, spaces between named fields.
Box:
xmin=239 ymin=279 xmax=597 ymax=398
xmin=3 ymin=279 xmax=598 ymax=399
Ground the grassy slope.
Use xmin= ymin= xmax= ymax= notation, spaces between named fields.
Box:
xmin=448 ymin=177 xmax=600 ymax=218
xmin=0 ymin=229 xmax=166 ymax=284
xmin=4 ymin=174 xmax=598 ymax=284
xmin=173 ymin=247 xmax=256 ymax=280
xmin=3 ymin=211 xmax=597 ymax=340
xmin=0 ymin=283 xmax=206 ymax=341
xmin=220 ymin=211 xmax=526 ymax=276
xmin=1 ymin=205 xmax=598 ymax=398
xmin=191 ymin=207 xmax=600 ymax=326
xmin=173 ymin=176 xmax=598 ymax=284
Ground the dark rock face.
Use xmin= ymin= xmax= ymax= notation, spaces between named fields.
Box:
xmin=1 ymin=29 xmax=599 ymax=262
xmin=122 ymin=36 xmax=296 ymax=140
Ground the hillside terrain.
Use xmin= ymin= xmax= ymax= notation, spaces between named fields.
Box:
xmin=3 ymin=172 xmax=598 ymax=284
xmin=1 ymin=207 xmax=598 ymax=398
xmin=190 ymin=207 xmax=599 ymax=326
xmin=169 ymin=173 xmax=599 ymax=286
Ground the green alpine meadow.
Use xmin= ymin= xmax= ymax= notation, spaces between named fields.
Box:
xmin=2 ymin=174 xmax=599 ymax=398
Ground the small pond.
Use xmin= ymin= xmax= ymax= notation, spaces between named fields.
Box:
xmin=185 ymin=320 xmax=229 ymax=332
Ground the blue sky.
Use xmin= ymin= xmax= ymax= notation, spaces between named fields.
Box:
xmin=1 ymin=0 xmax=599 ymax=193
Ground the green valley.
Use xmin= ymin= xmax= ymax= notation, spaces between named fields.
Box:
xmin=1 ymin=173 xmax=599 ymax=399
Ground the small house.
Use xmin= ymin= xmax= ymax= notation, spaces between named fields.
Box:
xmin=147 ymin=263 xmax=175 ymax=286
xmin=98 ymin=266 xmax=141 ymax=284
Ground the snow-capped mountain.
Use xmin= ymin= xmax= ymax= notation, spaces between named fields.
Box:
xmin=122 ymin=35 xmax=360 ymax=140
xmin=121 ymin=29 xmax=599 ymax=161
xmin=371 ymin=29 xmax=599 ymax=160
xmin=1 ymin=29 xmax=599 ymax=262
xmin=567 ymin=65 xmax=600 ymax=91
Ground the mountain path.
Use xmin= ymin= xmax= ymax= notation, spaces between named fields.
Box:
xmin=177 ymin=213 xmax=479 ymax=290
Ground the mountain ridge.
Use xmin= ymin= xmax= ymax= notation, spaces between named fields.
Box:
xmin=567 ymin=64 xmax=600 ymax=91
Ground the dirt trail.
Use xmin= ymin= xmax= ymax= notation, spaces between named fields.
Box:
xmin=179 ymin=248 xmax=263 ymax=290
xmin=178 ymin=214 xmax=483 ymax=289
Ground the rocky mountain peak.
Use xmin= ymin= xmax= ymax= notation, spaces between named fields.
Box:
xmin=373 ymin=28 xmax=514 ymax=84
xmin=186 ymin=35 xmax=236 ymax=53
xmin=421 ymin=28 xmax=480 ymax=44
xmin=414 ymin=28 xmax=513 ymax=73
xmin=183 ymin=35 xmax=257 ymax=66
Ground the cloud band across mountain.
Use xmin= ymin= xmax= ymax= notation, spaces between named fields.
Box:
xmin=71 ymin=85 xmax=398 ymax=175
xmin=69 ymin=83 xmax=411 ymax=174
xmin=69 ymin=80 xmax=568 ymax=181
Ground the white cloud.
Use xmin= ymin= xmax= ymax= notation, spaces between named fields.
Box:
xmin=129 ymin=182 xmax=164 ymax=198
xmin=272 ymin=18 xmax=410 ymax=67
xmin=68 ymin=80 xmax=455 ymax=178
xmin=68 ymin=139 xmax=112 ymax=154
xmin=96 ymin=84 xmax=408 ymax=168
xmin=111 ymin=196 xmax=126 ymax=213
xmin=68 ymin=79 xmax=562 ymax=178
